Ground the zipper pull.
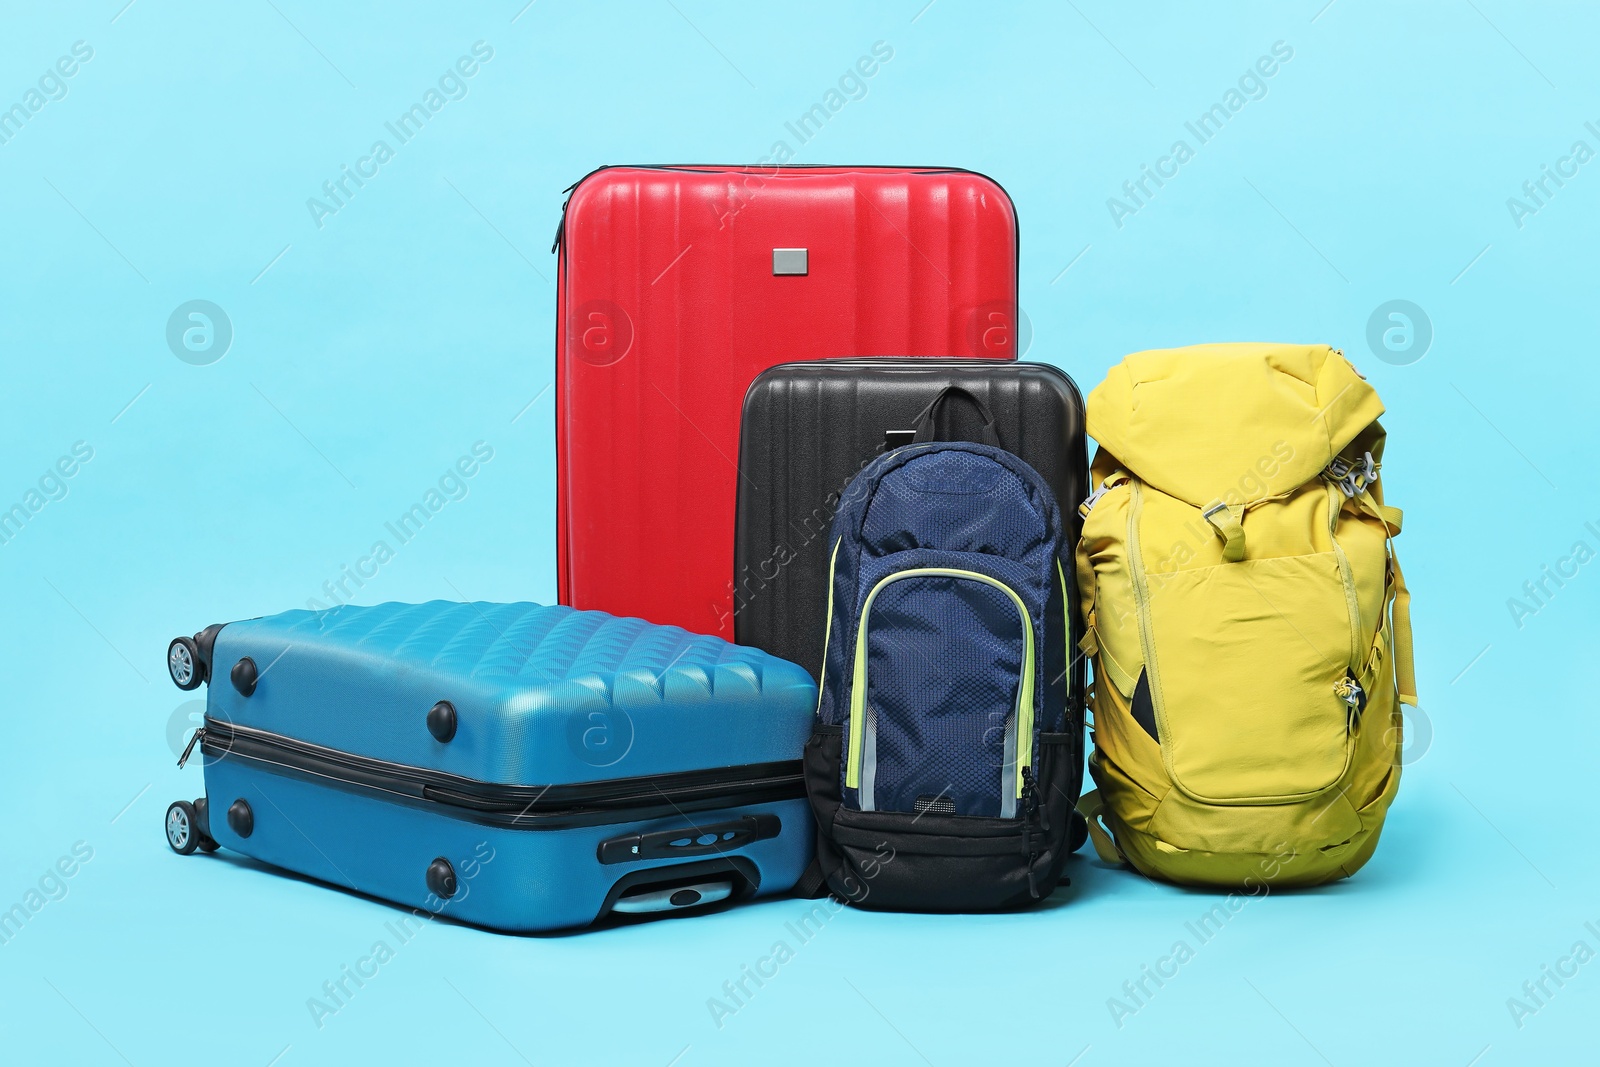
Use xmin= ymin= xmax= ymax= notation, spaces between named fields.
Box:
xmin=1021 ymin=765 xmax=1043 ymax=899
xmin=550 ymin=200 xmax=570 ymax=253
xmin=177 ymin=727 xmax=206 ymax=769
xmin=1335 ymin=677 xmax=1365 ymax=726
xmin=1020 ymin=765 xmax=1048 ymax=833
xmin=551 ymin=166 xmax=610 ymax=253
xmin=550 ymin=182 xmax=579 ymax=252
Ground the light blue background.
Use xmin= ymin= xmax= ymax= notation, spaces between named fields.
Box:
xmin=2 ymin=1 xmax=1596 ymax=1064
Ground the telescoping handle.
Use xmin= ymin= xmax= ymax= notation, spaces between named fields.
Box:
xmin=596 ymin=814 xmax=780 ymax=865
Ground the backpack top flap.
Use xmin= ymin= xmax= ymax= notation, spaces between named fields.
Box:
xmin=1086 ymin=343 xmax=1384 ymax=505
xmin=828 ymin=442 xmax=1065 ymax=593
xmin=817 ymin=442 xmax=1067 ymax=733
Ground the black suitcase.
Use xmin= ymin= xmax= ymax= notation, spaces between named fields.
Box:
xmin=733 ymin=358 xmax=1089 ymax=684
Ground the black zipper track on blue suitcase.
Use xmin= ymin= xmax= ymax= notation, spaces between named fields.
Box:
xmin=199 ymin=719 xmax=805 ymax=831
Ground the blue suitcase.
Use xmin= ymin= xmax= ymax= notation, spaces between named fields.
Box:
xmin=162 ymin=601 xmax=817 ymax=932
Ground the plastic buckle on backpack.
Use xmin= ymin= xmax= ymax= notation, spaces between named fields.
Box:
xmin=1326 ymin=452 xmax=1377 ymax=498
xmin=1080 ymin=483 xmax=1111 ymax=518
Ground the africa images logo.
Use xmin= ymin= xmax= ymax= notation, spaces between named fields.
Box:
xmin=166 ymin=300 xmax=233 ymax=365
xmin=1365 ymin=300 xmax=1432 ymax=367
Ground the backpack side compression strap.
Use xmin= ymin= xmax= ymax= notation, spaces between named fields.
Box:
xmin=1351 ymin=487 xmax=1417 ymax=708
xmin=1389 ymin=554 xmax=1417 ymax=706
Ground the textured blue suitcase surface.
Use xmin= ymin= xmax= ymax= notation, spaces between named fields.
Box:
xmin=163 ymin=601 xmax=818 ymax=932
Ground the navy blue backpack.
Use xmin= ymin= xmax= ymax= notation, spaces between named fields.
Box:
xmin=802 ymin=442 xmax=1085 ymax=911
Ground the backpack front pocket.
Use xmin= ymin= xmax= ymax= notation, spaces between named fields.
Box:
xmin=845 ymin=565 xmax=1035 ymax=818
xmin=1139 ymin=551 xmax=1356 ymax=803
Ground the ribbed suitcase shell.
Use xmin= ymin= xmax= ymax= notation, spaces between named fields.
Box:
xmin=555 ymin=165 xmax=1018 ymax=640
xmin=734 ymin=359 xmax=1088 ymax=682
xmin=186 ymin=601 xmax=817 ymax=932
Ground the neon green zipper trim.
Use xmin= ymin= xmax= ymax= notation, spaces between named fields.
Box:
xmin=815 ymin=538 xmax=841 ymax=717
xmin=1057 ymin=559 xmax=1071 ymax=674
xmin=845 ymin=567 xmax=1036 ymax=800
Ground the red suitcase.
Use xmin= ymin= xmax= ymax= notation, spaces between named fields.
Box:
xmin=554 ymin=165 xmax=1018 ymax=640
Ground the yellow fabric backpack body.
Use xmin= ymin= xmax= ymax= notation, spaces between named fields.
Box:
xmin=1075 ymin=343 xmax=1415 ymax=888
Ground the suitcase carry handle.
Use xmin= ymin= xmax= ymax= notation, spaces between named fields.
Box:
xmin=910 ymin=386 xmax=1003 ymax=448
xmin=610 ymin=878 xmax=734 ymax=915
xmin=597 ymin=814 xmax=780 ymax=865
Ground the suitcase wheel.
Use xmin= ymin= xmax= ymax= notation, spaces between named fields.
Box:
xmin=194 ymin=797 xmax=219 ymax=853
xmin=167 ymin=637 xmax=203 ymax=691
xmin=165 ymin=801 xmax=199 ymax=855
xmin=167 ymin=799 xmax=220 ymax=855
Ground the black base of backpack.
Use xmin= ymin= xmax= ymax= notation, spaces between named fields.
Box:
xmin=799 ymin=724 xmax=1085 ymax=912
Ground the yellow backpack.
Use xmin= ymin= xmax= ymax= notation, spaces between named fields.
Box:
xmin=1074 ymin=343 xmax=1415 ymax=888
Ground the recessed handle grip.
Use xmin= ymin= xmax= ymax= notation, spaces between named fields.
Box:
xmin=597 ymin=814 xmax=780 ymax=865
xmin=610 ymin=879 xmax=734 ymax=914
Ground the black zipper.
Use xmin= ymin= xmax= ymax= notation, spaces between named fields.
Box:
xmin=549 ymin=163 xmax=1003 ymax=254
xmin=1020 ymin=765 xmax=1043 ymax=899
xmin=550 ymin=163 xmax=613 ymax=252
xmin=193 ymin=719 xmax=805 ymax=831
